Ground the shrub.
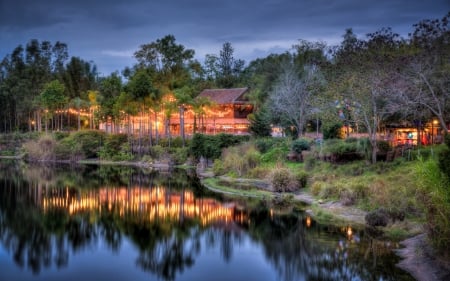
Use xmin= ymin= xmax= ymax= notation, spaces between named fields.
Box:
xmin=247 ymin=166 xmax=271 ymax=178
xmin=322 ymin=122 xmax=343 ymax=139
xmin=310 ymin=182 xmax=327 ymax=196
xmin=98 ymin=134 xmax=129 ymax=160
xmin=304 ymin=155 xmax=316 ymax=171
xmin=56 ymin=137 xmax=83 ymax=161
xmin=268 ymin=166 xmax=298 ymax=192
xmin=23 ymin=134 xmax=57 ymax=161
xmin=149 ymin=145 xmax=165 ymax=159
xmin=67 ymin=130 xmax=105 ymax=158
xmin=220 ymin=143 xmax=261 ymax=177
xmin=340 ymin=189 xmax=357 ymax=206
xmin=321 ymin=139 xmax=363 ymax=162
xmin=170 ymin=147 xmax=189 ymax=165
xmin=365 ymin=208 xmax=389 ymax=227
xmin=189 ymin=133 xmax=249 ymax=161
xmin=212 ymin=159 xmax=226 ymax=176
xmin=438 ymin=134 xmax=450 ymax=180
xmin=255 ymin=138 xmax=275 ymax=153
xmin=294 ymin=170 xmax=308 ymax=188
xmin=291 ymin=138 xmax=310 ymax=154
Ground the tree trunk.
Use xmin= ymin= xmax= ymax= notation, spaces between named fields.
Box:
xmin=180 ymin=106 xmax=185 ymax=147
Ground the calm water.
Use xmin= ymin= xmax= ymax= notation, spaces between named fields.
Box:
xmin=0 ymin=161 xmax=414 ymax=281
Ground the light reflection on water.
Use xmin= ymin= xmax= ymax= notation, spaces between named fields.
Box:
xmin=0 ymin=162 xmax=414 ymax=281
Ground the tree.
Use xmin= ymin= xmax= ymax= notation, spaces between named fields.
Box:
xmin=331 ymin=28 xmax=407 ymax=163
xmin=40 ymin=80 xmax=67 ymax=131
xmin=402 ymin=13 xmax=450 ymax=134
xmin=269 ymin=62 xmax=324 ymax=138
xmin=205 ymin=42 xmax=245 ymax=88
xmin=133 ymin=35 xmax=195 ymax=145
xmin=174 ymin=86 xmax=195 ymax=146
xmin=248 ymin=105 xmax=272 ymax=137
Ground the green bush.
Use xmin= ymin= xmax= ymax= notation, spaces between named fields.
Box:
xmin=291 ymin=138 xmax=310 ymax=153
xmin=149 ymin=145 xmax=165 ymax=159
xmin=438 ymin=136 xmax=450 ymax=180
xmin=170 ymin=147 xmax=189 ymax=165
xmin=255 ymin=137 xmax=284 ymax=153
xmin=189 ymin=133 xmax=249 ymax=161
xmin=322 ymin=122 xmax=343 ymax=139
xmin=98 ymin=134 xmax=129 ymax=160
xmin=67 ymin=130 xmax=105 ymax=158
xmin=294 ymin=170 xmax=308 ymax=188
xmin=321 ymin=139 xmax=363 ymax=162
xmin=56 ymin=137 xmax=83 ymax=160
xmin=212 ymin=159 xmax=226 ymax=176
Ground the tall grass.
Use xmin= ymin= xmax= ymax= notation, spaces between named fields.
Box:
xmin=415 ymin=158 xmax=450 ymax=255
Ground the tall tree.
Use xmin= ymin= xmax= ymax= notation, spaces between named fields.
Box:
xmin=269 ymin=62 xmax=324 ymax=138
xmin=403 ymin=13 xmax=450 ymax=134
xmin=331 ymin=28 xmax=407 ymax=163
xmin=40 ymin=80 xmax=67 ymax=131
xmin=205 ymin=42 xmax=245 ymax=88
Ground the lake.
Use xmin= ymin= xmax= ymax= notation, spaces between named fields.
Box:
xmin=0 ymin=161 xmax=414 ymax=281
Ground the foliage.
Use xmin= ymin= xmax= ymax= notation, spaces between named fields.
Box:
xmin=438 ymin=134 xmax=450 ymax=180
xmin=294 ymin=170 xmax=309 ymax=188
xmin=213 ymin=143 xmax=261 ymax=177
xmin=98 ymin=134 xmax=129 ymax=160
xmin=291 ymin=138 xmax=311 ymax=153
xmin=415 ymin=158 xmax=450 ymax=254
xmin=65 ymin=130 xmax=105 ymax=159
xmin=189 ymin=133 xmax=249 ymax=161
xmin=22 ymin=134 xmax=57 ymax=161
xmin=259 ymin=139 xmax=290 ymax=163
xmin=322 ymin=121 xmax=343 ymax=139
xmin=268 ymin=165 xmax=298 ymax=192
xmin=321 ymin=139 xmax=363 ymax=162
xmin=254 ymin=137 xmax=283 ymax=154
xmin=248 ymin=106 xmax=272 ymax=137
xmin=169 ymin=147 xmax=189 ymax=165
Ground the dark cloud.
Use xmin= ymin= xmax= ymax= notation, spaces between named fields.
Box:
xmin=1 ymin=0 xmax=448 ymax=75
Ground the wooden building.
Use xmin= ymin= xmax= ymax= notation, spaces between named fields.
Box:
xmin=99 ymin=87 xmax=254 ymax=136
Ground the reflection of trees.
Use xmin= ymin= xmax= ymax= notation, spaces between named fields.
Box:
xmin=0 ymin=164 xmax=213 ymax=279
xmin=136 ymin=227 xmax=200 ymax=281
xmin=0 ymin=163 xmax=413 ymax=281
xmin=246 ymin=207 xmax=412 ymax=281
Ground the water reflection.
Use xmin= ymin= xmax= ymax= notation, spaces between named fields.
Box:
xmin=0 ymin=161 xmax=413 ymax=281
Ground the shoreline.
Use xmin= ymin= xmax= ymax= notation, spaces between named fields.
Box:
xmin=200 ymin=173 xmax=450 ymax=281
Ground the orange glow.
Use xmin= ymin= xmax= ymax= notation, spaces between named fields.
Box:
xmin=306 ymin=216 xmax=311 ymax=228
xmin=347 ymin=226 xmax=353 ymax=238
xmin=41 ymin=186 xmax=238 ymax=226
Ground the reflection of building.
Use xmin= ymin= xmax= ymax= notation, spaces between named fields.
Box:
xmin=99 ymin=88 xmax=253 ymax=136
xmin=41 ymin=186 xmax=246 ymax=226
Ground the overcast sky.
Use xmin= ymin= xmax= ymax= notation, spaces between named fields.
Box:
xmin=1 ymin=0 xmax=448 ymax=76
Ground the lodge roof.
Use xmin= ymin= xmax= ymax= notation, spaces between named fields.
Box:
xmin=197 ymin=88 xmax=250 ymax=104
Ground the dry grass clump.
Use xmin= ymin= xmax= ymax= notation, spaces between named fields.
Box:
xmin=22 ymin=134 xmax=57 ymax=161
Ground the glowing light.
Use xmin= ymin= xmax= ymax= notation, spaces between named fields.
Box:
xmin=306 ymin=216 xmax=311 ymax=228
